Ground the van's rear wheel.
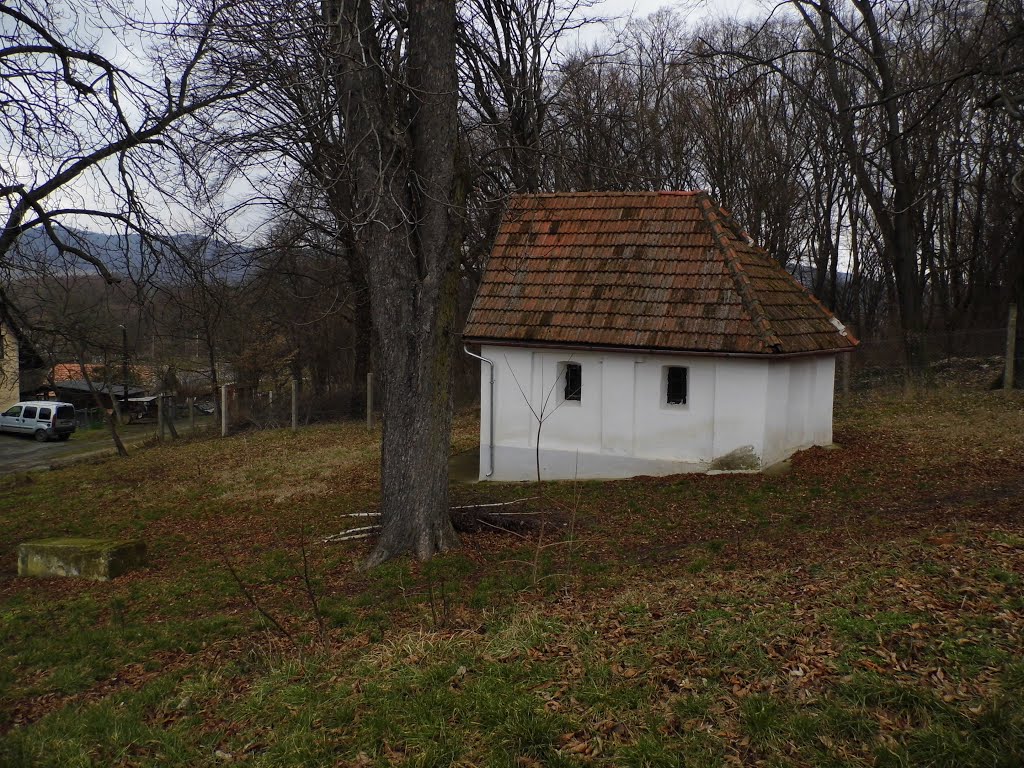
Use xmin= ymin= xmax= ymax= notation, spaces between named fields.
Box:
xmin=34 ymin=430 xmax=49 ymax=442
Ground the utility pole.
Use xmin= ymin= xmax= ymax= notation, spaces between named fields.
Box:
xmin=291 ymin=377 xmax=299 ymax=431
xmin=366 ymin=372 xmax=374 ymax=429
xmin=221 ymin=383 xmax=229 ymax=437
xmin=1006 ymin=303 xmax=1018 ymax=391
xmin=120 ymin=324 xmax=129 ymax=417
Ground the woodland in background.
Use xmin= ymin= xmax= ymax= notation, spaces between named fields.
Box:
xmin=3 ymin=0 xmax=1022 ymax=413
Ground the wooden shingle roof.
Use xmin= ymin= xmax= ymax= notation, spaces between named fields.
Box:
xmin=463 ymin=191 xmax=858 ymax=356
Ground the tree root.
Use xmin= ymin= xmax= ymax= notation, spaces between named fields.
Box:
xmin=450 ymin=505 xmax=559 ymax=535
xmin=322 ymin=498 xmax=560 ymax=545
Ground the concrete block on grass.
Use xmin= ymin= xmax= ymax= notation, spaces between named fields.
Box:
xmin=18 ymin=538 xmax=147 ymax=581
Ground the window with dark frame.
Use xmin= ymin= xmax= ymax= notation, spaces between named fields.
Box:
xmin=564 ymin=362 xmax=582 ymax=402
xmin=666 ymin=366 xmax=687 ymax=405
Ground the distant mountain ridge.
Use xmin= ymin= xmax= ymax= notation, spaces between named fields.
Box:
xmin=15 ymin=226 xmax=252 ymax=282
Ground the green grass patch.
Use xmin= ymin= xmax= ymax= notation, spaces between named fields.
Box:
xmin=1 ymin=393 xmax=1024 ymax=765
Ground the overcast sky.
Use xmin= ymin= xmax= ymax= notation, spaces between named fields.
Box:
xmin=50 ymin=0 xmax=773 ymax=241
xmin=597 ymin=0 xmax=765 ymax=21
xmin=168 ymin=0 xmax=774 ymax=240
xmin=585 ymin=0 xmax=766 ymax=36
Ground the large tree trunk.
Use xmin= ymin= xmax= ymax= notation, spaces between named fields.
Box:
xmin=367 ymin=266 xmax=460 ymax=565
xmin=330 ymin=0 xmax=461 ymax=564
xmin=359 ymin=221 xmax=461 ymax=567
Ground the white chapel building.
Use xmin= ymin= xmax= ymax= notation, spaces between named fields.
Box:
xmin=463 ymin=191 xmax=857 ymax=482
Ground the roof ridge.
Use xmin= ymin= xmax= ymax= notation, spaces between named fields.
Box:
xmin=745 ymin=241 xmax=862 ymax=348
xmin=510 ymin=190 xmax=705 ymax=200
xmin=697 ymin=193 xmax=783 ymax=353
xmin=714 ymin=205 xmax=752 ymax=242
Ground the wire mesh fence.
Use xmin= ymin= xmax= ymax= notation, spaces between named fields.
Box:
xmin=210 ymin=325 xmax=1016 ymax=434
xmin=217 ymin=382 xmax=364 ymax=433
xmin=845 ymin=327 xmax=1013 ymax=391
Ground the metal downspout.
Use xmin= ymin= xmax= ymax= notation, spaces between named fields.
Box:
xmin=463 ymin=345 xmax=494 ymax=477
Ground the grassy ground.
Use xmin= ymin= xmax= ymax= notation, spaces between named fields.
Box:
xmin=1 ymin=387 xmax=1022 ymax=766
xmin=66 ymin=416 xmax=216 ymax=449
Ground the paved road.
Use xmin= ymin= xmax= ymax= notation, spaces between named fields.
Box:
xmin=1 ymin=419 xmax=211 ymax=476
xmin=0 ymin=433 xmax=89 ymax=475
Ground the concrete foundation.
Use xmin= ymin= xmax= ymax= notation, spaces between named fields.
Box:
xmin=18 ymin=538 xmax=147 ymax=581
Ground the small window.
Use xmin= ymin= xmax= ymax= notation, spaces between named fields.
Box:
xmin=666 ymin=366 xmax=688 ymax=405
xmin=4 ymin=406 xmax=21 ymax=417
xmin=38 ymin=407 xmax=52 ymax=421
xmin=563 ymin=362 xmax=582 ymax=402
xmin=57 ymin=405 xmax=75 ymax=419
xmin=23 ymin=406 xmax=37 ymax=419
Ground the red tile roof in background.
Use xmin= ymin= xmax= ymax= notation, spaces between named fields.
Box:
xmin=51 ymin=363 xmax=103 ymax=382
xmin=463 ymin=191 xmax=858 ymax=356
xmin=51 ymin=363 xmax=158 ymax=386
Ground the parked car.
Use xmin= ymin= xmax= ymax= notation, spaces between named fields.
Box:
xmin=0 ymin=401 xmax=77 ymax=442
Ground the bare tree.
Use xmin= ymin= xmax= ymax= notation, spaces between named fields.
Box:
xmin=323 ymin=0 xmax=464 ymax=564
xmin=12 ymin=272 xmax=136 ymax=454
xmin=458 ymin=0 xmax=592 ymax=195
xmin=0 ymin=0 xmax=256 ymax=398
xmin=176 ymin=0 xmax=379 ymax=417
xmin=694 ymin=0 xmax=1023 ymax=356
xmin=151 ymin=227 xmax=251 ymax=424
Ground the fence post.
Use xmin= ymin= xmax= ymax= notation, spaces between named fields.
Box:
xmin=841 ymin=353 xmax=851 ymax=400
xmin=366 ymin=372 xmax=374 ymax=429
xmin=291 ymin=378 xmax=299 ymax=431
xmin=157 ymin=395 xmax=165 ymax=440
xmin=1006 ymin=303 xmax=1018 ymax=391
xmin=221 ymin=384 xmax=229 ymax=437
xmin=189 ymin=396 xmax=195 ymax=431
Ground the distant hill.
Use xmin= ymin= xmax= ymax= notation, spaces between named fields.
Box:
xmin=15 ymin=226 xmax=253 ymax=283
xmin=791 ymin=262 xmax=853 ymax=292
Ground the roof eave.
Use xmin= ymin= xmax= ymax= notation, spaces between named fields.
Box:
xmin=463 ymin=336 xmax=855 ymax=359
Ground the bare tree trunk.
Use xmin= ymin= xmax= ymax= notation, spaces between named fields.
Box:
xmin=1006 ymin=303 xmax=1018 ymax=390
xmin=207 ymin=341 xmax=220 ymax=427
xmin=358 ymin=205 xmax=462 ymax=565
xmin=1013 ymin=208 xmax=1024 ymax=385
xmin=369 ymin=314 xmax=459 ymax=563
xmin=791 ymin=0 xmax=925 ymax=365
xmin=77 ymin=358 xmax=127 ymax=458
xmin=329 ymin=0 xmax=462 ymax=564
xmin=357 ymin=219 xmax=461 ymax=566
xmin=165 ymin=395 xmax=180 ymax=439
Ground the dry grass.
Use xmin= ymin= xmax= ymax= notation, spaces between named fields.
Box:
xmin=1 ymin=392 xmax=1023 ymax=767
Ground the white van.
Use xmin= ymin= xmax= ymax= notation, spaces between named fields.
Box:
xmin=0 ymin=401 xmax=77 ymax=441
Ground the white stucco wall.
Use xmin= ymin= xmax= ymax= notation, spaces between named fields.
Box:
xmin=478 ymin=345 xmax=839 ymax=481
xmin=762 ymin=356 xmax=835 ymax=467
xmin=479 ymin=348 xmax=839 ymax=481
